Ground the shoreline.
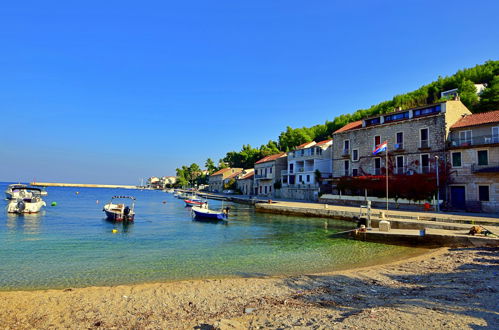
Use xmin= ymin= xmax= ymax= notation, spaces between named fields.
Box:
xmin=1 ymin=246 xmax=497 ymax=329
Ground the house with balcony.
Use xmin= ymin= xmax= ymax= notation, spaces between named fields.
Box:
xmin=253 ymin=152 xmax=287 ymax=197
xmin=236 ymin=169 xmax=255 ymax=195
xmin=279 ymin=139 xmax=333 ymax=200
xmin=329 ymin=100 xmax=472 ymax=207
xmin=208 ymin=168 xmax=243 ymax=193
xmin=447 ymin=110 xmax=499 ymax=213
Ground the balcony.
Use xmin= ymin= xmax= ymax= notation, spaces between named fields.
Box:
xmin=393 ymin=143 xmax=404 ymax=152
xmin=255 ymin=173 xmax=273 ymax=180
xmin=341 ymin=149 xmax=350 ymax=157
xmin=472 ymin=162 xmax=499 ymax=173
xmin=421 ymin=166 xmax=431 ymax=174
xmin=393 ymin=166 xmax=406 ymax=175
xmin=449 ymin=134 xmax=499 ymax=148
xmin=419 ymin=140 xmax=430 ymax=149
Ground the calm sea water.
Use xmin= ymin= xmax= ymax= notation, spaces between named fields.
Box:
xmin=0 ymin=183 xmax=427 ymax=290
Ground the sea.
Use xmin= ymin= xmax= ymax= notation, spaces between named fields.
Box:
xmin=0 ymin=183 xmax=428 ymax=291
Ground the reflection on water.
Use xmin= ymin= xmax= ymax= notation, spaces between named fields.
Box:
xmin=6 ymin=212 xmax=44 ymax=236
xmin=0 ymin=183 xmax=429 ymax=290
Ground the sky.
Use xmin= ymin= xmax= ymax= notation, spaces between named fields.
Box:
xmin=1 ymin=0 xmax=498 ymax=185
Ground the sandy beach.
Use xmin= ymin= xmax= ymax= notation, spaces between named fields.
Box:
xmin=0 ymin=246 xmax=497 ymax=329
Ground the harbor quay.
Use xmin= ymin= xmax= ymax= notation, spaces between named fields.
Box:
xmin=30 ymin=182 xmax=140 ymax=189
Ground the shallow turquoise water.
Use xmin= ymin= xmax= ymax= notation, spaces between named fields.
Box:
xmin=0 ymin=183 xmax=427 ymax=290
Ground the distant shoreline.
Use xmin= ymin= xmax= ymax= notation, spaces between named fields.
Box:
xmin=30 ymin=182 xmax=139 ymax=189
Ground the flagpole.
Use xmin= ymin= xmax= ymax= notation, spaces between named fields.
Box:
xmin=386 ymin=143 xmax=389 ymax=210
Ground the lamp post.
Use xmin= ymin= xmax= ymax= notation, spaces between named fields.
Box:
xmin=435 ymin=155 xmax=440 ymax=212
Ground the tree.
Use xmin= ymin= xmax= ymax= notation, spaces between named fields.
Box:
xmin=477 ymin=75 xmax=499 ymax=112
xmin=458 ymin=79 xmax=479 ymax=110
xmin=205 ymin=158 xmax=217 ymax=174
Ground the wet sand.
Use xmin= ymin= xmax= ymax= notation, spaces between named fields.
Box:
xmin=0 ymin=247 xmax=497 ymax=329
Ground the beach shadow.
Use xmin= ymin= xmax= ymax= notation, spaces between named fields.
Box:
xmin=278 ymin=247 xmax=499 ymax=328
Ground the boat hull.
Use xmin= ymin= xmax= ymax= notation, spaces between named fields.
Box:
xmin=191 ymin=208 xmax=228 ymax=221
xmin=7 ymin=200 xmax=46 ymax=214
xmin=104 ymin=210 xmax=135 ymax=222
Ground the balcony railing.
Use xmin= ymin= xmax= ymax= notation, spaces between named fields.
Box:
xmin=394 ymin=143 xmax=404 ymax=150
xmin=449 ymin=134 xmax=499 ymax=148
xmin=472 ymin=162 xmax=499 ymax=173
xmin=342 ymin=149 xmax=350 ymax=157
xmin=393 ymin=166 xmax=406 ymax=175
xmin=420 ymin=140 xmax=430 ymax=149
xmin=254 ymin=173 xmax=273 ymax=179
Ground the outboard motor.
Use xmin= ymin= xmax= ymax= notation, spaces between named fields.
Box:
xmin=17 ymin=200 xmax=26 ymax=212
xmin=124 ymin=206 xmax=131 ymax=216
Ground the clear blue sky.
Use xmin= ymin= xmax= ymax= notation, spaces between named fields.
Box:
xmin=1 ymin=1 xmax=498 ymax=184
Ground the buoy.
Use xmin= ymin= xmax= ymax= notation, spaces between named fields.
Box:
xmin=51 ymin=202 xmax=57 ymax=207
xmin=162 ymin=201 xmax=166 ymax=204
xmin=96 ymin=200 xmax=99 ymax=204
xmin=76 ymin=192 xmax=79 ymax=195
xmin=112 ymin=229 xmax=118 ymax=234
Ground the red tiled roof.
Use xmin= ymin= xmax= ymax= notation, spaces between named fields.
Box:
xmin=255 ymin=152 xmax=286 ymax=164
xmin=238 ymin=171 xmax=255 ymax=180
xmin=294 ymin=141 xmax=316 ymax=150
xmin=210 ymin=168 xmax=231 ymax=176
xmin=451 ymin=110 xmax=499 ymax=129
xmin=225 ymin=170 xmax=243 ymax=180
xmin=333 ymin=120 xmax=363 ymax=134
xmin=315 ymin=139 xmax=332 ymax=146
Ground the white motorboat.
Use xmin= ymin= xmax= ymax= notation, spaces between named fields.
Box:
xmin=103 ymin=196 xmax=136 ymax=222
xmin=7 ymin=188 xmax=46 ymax=214
xmin=5 ymin=183 xmax=27 ymax=200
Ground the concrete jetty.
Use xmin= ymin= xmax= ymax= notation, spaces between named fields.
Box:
xmin=30 ymin=182 xmax=139 ymax=189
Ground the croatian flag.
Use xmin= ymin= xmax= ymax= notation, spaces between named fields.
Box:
xmin=373 ymin=141 xmax=388 ymax=155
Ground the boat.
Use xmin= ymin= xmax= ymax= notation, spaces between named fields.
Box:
xmin=191 ymin=204 xmax=230 ymax=221
xmin=103 ymin=196 xmax=136 ymax=222
xmin=5 ymin=183 xmax=27 ymax=199
xmin=184 ymin=198 xmax=207 ymax=207
xmin=7 ymin=188 xmax=46 ymax=214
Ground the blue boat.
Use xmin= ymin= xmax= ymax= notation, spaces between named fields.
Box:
xmin=191 ymin=205 xmax=229 ymax=221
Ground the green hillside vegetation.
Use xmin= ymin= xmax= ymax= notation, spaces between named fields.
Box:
xmin=175 ymin=60 xmax=499 ymax=184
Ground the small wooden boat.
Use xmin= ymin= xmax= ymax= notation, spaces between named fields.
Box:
xmin=7 ymin=187 xmax=46 ymax=214
xmin=184 ymin=197 xmax=206 ymax=207
xmin=191 ymin=205 xmax=229 ymax=221
xmin=103 ymin=196 xmax=136 ymax=222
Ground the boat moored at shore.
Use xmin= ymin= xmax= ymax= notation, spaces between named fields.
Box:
xmin=7 ymin=187 xmax=46 ymax=214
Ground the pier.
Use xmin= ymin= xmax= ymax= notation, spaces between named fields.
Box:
xmin=30 ymin=182 xmax=139 ymax=189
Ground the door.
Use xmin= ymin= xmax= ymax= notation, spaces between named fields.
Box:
xmin=450 ymin=186 xmax=466 ymax=209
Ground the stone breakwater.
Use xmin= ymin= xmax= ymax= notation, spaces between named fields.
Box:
xmin=30 ymin=182 xmax=139 ymax=189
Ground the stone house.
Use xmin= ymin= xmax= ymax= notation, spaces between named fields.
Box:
xmin=253 ymin=153 xmax=287 ymax=197
xmin=280 ymin=139 xmax=333 ymax=201
xmin=236 ymin=169 xmax=255 ymax=195
xmin=330 ymin=100 xmax=472 ymax=207
xmin=447 ymin=110 xmax=499 ymax=213
xmin=208 ymin=168 xmax=243 ymax=192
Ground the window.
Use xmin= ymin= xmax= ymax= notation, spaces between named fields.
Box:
xmin=352 ymin=149 xmax=359 ymax=161
xmin=344 ymin=160 xmax=349 ymax=176
xmin=289 ymin=163 xmax=294 ymax=174
xmin=413 ymin=105 xmax=441 ymax=117
xmin=493 ymin=127 xmax=499 ymax=143
xmin=477 ymin=150 xmax=488 ymax=166
xmin=396 ymin=132 xmax=404 ymax=149
xmin=421 ymin=154 xmax=430 ymax=173
xmin=384 ymin=111 xmax=409 ymax=122
xmin=299 ymin=175 xmax=303 ymax=183
xmin=374 ymin=135 xmax=381 ymax=148
xmin=264 ymin=168 xmax=267 ymax=176
xmin=352 ymin=168 xmax=358 ymax=176
xmin=478 ymin=185 xmax=490 ymax=201
xmin=269 ymin=186 xmax=272 ymax=193
xmin=343 ymin=140 xmax=350 ymax=154
xmin=420 ymin=128 xmax=429 ymax=148
xmin=316 ymin=147 xmax=323 ymax=155
xmin=374 ymin=158 xmax=381 ymax=175
xmin=395 ymin=155 xmax=404 ymax=174
xmin=300 ymin=149 xmax=304 ymax=156
xmin=459 ymin=130 xmax=472 ymax=146
xmin=269 ymin=167 xmax=272 ymax=174
xmin=452 ymin=152 xmax=462 ymax=167
xmin=365 ymin=117 xmax=381 ymax=126
xmin=264 ymin=186 xmax=267 ymax=194
xmin=259 ymin=186 xmax=262 ymax=193
xmin=306 ymin=175 xmax=310 ymax=182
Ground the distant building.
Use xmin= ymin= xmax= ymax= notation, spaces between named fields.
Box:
xmin=253 ymin=153 xmax=287 ymax=197
xmin=236 ymin=169 xmax=255 ymax=195
xmin=208 ymin=168 xmax=243 ymax=192
xmin=441 ymin=84 xmax=487 ymax=99
xmin=447 ymin=110 xmax=499 ymax=213
xmin=161 ymin=176 xmax=177 ymax=187
xmin=147 ymin=177 xmax=161 ymax=189
xmin=280 ymin=139 xmax=333 ymax=201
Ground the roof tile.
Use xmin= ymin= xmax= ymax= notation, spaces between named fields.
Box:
xmin=451 ymin=110 xmax=499 ymax=129
xmin=333 ymin=120 xmax=363 ymax=134
xmin=255 ymin=152 xmax=286 ymax=164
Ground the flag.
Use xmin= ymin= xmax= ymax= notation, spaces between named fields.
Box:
xmin=373 ymin=141 xmax=387 ymax=155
